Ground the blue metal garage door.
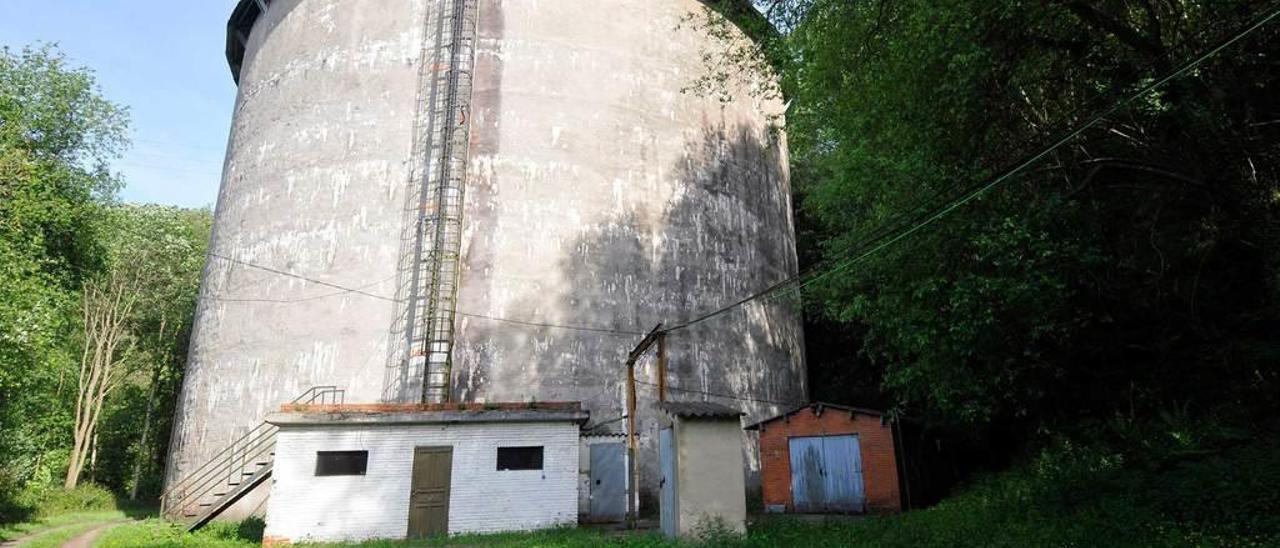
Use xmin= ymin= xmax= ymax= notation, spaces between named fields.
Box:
xmin=789 ymin=435 xmax=864 ymax=513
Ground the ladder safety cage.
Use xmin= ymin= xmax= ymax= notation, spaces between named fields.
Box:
xmin=404 ymin=0 xmax=480 ymax=404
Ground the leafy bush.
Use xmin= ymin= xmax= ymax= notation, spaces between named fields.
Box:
xmin=17 ymin=484 xmax=116 ymax=519
xmin=199 ymin=516 xmax=265 ymax=544
xmin=0 ymin=474 xmax=30 ymax=525
xmin=739 ymin=435 xmax=1280 ymax=548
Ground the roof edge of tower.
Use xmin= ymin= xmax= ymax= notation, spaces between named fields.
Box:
xmin=699 ymin=0 xmax=780 ymax=44
xmin=225 ymin=0 xmax=776 ymax=86
xmin=226 ymin=0 xmax=272 ymax=85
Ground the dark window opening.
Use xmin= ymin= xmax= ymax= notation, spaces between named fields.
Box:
xmin=315 ymin=450 xmax=368 ymax=476
xmin=497 ymin=446 xmax=543 ymax=471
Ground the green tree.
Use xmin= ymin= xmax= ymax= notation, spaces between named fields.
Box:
xmin=0 ymin=44 xmax=211 ymax=510
xmin=85 ymin=204 xmax=211 ymax=498
xmin=0 ymin=44 xmax=126 ymax=496
xmin=705 ymin=1 xmax=1280 ymax=432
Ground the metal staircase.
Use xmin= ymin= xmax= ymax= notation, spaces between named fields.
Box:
xmin=404 ymin=0 xmax=480 ymax=404
xmin=160 ymin=386 xmax=345 ymax=531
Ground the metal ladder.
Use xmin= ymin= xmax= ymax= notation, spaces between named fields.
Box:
xmin=160 ymin=386 xmax=345 ymax=530
xmin=405 ymin=0 xmax=479 ymax=404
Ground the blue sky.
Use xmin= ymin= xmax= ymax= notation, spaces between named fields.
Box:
xmin=0 ymin=1 xmax=242 ymax=208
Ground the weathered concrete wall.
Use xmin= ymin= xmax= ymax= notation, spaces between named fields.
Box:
xmin=168 ymin=0 xmax=806 ymax=515
xmin=452 ymin=0 xmax=807 ymax=494
xmin=166 ymin=0 xmax=431 ymax=517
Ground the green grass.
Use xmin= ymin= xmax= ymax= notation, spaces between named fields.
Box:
xmin=317 ymin=435 xmax=1280 ymax=547
xmin=0 ymin=484 xmax=157 ymax=546
xmin=0 ymin=509 xmax=127 ymax=542
xmin=311 ymin=527 xmax=675 ymax=547
xmin=18 ymin=519 xmax=125 ymax=548
xmin=727 ymin=435 xmax=1280 ymax=548
xmin=78 ymin=434 xmax=1280 ymax=547
xmin=97 ymin=518 xmax=265 ymax=548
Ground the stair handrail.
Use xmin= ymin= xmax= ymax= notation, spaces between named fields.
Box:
xmin=162 ymin=427 xmax=277 ymax=516
xmin=160 ymin=386 xmax=345 ymax=517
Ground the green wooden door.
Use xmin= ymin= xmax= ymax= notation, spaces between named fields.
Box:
xmin=408 ymin=446 xmax=452 ymax=538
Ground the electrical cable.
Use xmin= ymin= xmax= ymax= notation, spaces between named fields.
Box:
xmin=208 ymin=253 xmax=400 ymax=302
xmin=659 ymin=4 xmax=1280 ymax=334
xmin=634 ymin=379 xmax=805 ymax=407
xmin=455 ymin=312 xmax=646 ymax=336
xmin=205 ymin=252 xmax=646 ymax=335
xmin=101 ymin=5 xmax=1280 ymax=352
xmin=206 ymin=273 xmax=400 ymax=304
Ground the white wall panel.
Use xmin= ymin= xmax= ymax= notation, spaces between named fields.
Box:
xmin=264 ymin=421 xmax=579 ymax=543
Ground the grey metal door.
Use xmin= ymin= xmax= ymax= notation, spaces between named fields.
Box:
xmin=589 ymin=443 xmax=626 ymax=521
xmin=821 ymin=435 xmax=864 ymax=512
xmin=790 ymin=436 xmax=826 ymax=513
xmin=659 ymin=427 xmax=678 ymax=538
xmin=789 ymin=435 xmax=864 ymax=513
xmin=408 ymin=446 xmax=452 ymax=538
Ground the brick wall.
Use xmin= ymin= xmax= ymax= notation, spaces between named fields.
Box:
xmin=758 ymin=408 xmax=901 ymax=513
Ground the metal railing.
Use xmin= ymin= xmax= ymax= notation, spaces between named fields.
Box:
xmin=160 ymin=386 xmax=345 ymax=520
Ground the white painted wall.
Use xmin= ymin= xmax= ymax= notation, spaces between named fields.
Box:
xmin=675 ymin=420 xmax=747 ymax=536
xmin=264 ymin=422 xmax=579 ymax=543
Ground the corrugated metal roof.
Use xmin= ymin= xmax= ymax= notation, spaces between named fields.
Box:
xmin=744 ymin=402 xmax=886 ymax=431
xmin=657 ymin=401 xmax=743 ymax=419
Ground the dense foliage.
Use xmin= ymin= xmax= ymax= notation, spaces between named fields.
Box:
xmin=0 ymin=45 xmax=211 ymax=520
xmin=700 ymin=1 xmax=1280 ymax=438
xmin=741 ymin=436 xmax=1280 ymax=547
xmin=0 ymin=45 xmax=121 ymax=499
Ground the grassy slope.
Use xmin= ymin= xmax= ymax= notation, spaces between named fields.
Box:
xmin=737 ymin=436 xmax=1280 ymax=548
xmin=92 ymin=436 xmax=1280 ymax=547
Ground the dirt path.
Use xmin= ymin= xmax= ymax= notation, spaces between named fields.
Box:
xmin=0 ymin=522 xmax=83 ymax=548
xmin=0 ymin=519 xmax=129 ymax=548
xmin=58 ymin=520 xmax=128 ymax=548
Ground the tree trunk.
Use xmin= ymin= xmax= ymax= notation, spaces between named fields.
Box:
xmin=65 ymin=275 xmax=139 ymax=489
xmin=89 ymin=429 xmax=99 ymax=483
xmin=129 ymin=362 xmax=162 ymax=500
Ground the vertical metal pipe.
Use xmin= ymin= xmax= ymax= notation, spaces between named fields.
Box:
xmin=626 ymin=358 xmax=637 ymax=528
xmin=657 ymin=334 xmax=668 ymax=402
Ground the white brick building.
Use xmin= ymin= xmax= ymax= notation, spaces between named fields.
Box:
xmin=262 ymin=403 xmax=588 ymax=544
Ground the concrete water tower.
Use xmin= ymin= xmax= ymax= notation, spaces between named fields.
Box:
xmin=165 ymin=0 xmax=806 ymax=517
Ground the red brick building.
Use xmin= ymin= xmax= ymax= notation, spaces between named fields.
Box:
xmin=747 ymin=403 xmax=902 ymax=514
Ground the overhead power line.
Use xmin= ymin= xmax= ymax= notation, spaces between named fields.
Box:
xmin=117 ymin=163 xmax=222 ymax=177
xmin=208 ymin=253 xmax=398 ymax=302
xmin=206 ymin=252 xmax=644 ymax=336
xmin=206 ymin=273 xmax=399 ymax=304
xmin=131 ymin=138 xmax=227 ymax=152
xmin=454 ymin=312 xmax=645 ymax=336
xmin=634 ymin=379 xmax=804 ymax=407
xmin=107 ymin=5 xmax=1280 ymax=349
xmin=659 ymin=4 xmax=1280 ymax=334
